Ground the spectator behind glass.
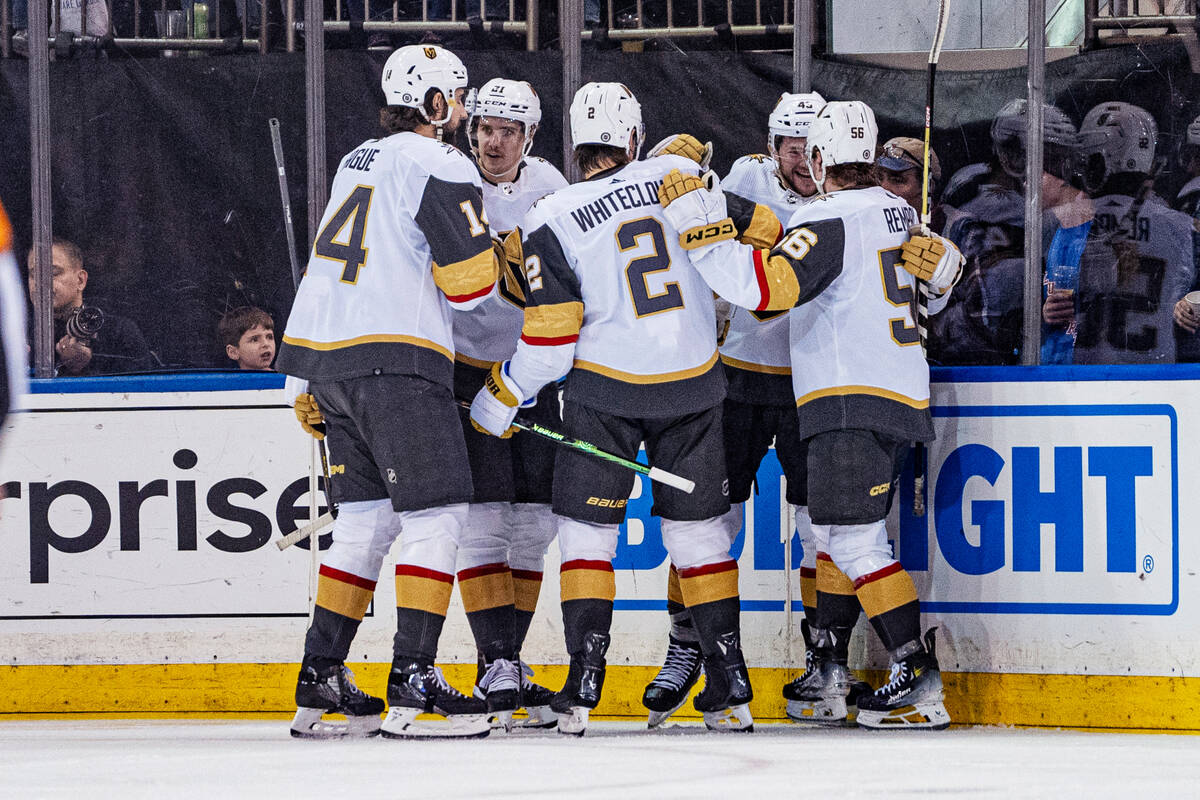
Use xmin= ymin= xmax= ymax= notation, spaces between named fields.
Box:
xmin=876 ymin=136 xmax=944 ymax=231
xmin=27 ymin=238 xmax=153 ymax=376
xmin=218 ymin=306 xmax=276 ymax=370
xmin=1172 ymin=113 xmax=1200 ymax=362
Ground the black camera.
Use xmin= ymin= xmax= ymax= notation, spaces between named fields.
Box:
xmin=65 ymin=305 xmax=105 ymax=345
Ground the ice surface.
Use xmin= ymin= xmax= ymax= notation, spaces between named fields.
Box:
xmin=0 ymin=719 xmax=1196 ymax=799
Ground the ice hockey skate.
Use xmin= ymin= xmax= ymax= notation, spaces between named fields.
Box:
xmin=550 ymin=631 xmax=610 ymax=737
xmin=641 ymin=636 xmax=703 ymax=729
xmin=783 ymin=622 xmax=871 ymax=725
xmin=516 ymin=662 xmax=559 ymax=729
xmin=290 ymin=658 xmax=383 ymax=739
xmin=380 ymin=659 xmax=491 ymax=739
xmin=693 ymin=632 xmax=754 ymax=732
xmin=856 ymin=628 xmax=951 ymax=731
xmin=474 ymin=656 xmax=521 ymax=731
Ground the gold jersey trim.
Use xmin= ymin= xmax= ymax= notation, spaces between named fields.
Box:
xmin=432 ymin=247 xmax=498 ymax=298
xmin=282 ymin=332 xmax=453 ymax=361
xmin=720 ymin=354 xmax=791 ymax=376
xmin=454 ymin=353 xmax=496 ymax=369
xmin=574 ymin=350 xmax=719 ymax=385
xmin=796 ymin=384 xmax=929 ymax=409
xmin=523 ymin=301 xmax=584 ymax=339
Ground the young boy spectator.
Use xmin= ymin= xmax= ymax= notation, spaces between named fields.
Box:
xmin=218 ymin=306 xmax=276 ymax=370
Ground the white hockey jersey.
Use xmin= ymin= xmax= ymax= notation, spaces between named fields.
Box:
xmin=1072 ymin=192 xmax=1195 ymax=364
xmin=681 ymin=184 xmax=938 ymax=442
xmin=0 ymin=202 xmax=28 ymax=414
xmin=506 ymin=154 xmax=726 ymax=418
xmin=719 ymin=154 xmax=814 ymax=404
xmin=277 ymin=132 xmax=497 ymax=386
xmin=452 ymin=156 xmax=568 ymax=368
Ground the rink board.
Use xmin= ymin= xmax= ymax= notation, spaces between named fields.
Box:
xmin=0 ymin=367 xmax=1197 ymax=729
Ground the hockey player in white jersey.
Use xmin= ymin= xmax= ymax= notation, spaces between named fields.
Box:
xmin=657 ymin=100 xmax=962 ymax=730
xmin=451 ymin=77 xmax=568 ymax=729
xmin=1050 ymin=102 xmax=1196 ymax=364
xmin=277 ymin=44 xmax=500 ymax=740
xmin=638 ymin=92 xmax=866 ymax=728
xmin=470 ymin=82 xmax=766 ymax=735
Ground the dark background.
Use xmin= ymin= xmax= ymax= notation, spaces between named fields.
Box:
xmin=0 ymin=41 xmax=1196 ymax=369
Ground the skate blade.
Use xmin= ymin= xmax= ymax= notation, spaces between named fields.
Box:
xmin=784 ymin=697 xmax=850 ymax=726
xmin=556 ymin=707 xmax=589 ymax=737
xmin=702 ymin=704 xmax=754 ymax=733
xmin=491 ymin=710 xmax=514 ymax=733
xmin=645 ymin=694 xmax=691 ymax=729
xmin=856 ymin=702 xmax=951 ymax=731
xmin=289 ymin=707 xmax=381 ymax=739
xmin=516 ymin=705 xmax=558 ymax=730
xmin=379 ymin=707 xmax=491 ymax=739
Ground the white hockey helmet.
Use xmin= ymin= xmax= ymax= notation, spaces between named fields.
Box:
xmin=569 ymin=82 xmax=644 ymax=160
xmin=1077 ymin=101 xmax=1157 ymax=190
xmin=381 ymin=45 xmax=469 ymax=126
xmin=990 ymin=98 xmax=1080 ymax=183
xmin=767 ymin=91 xmax=826 ymax=154
xmin=468 ymin=78 xmax=543 ymax=158
xmin=805 ymin=100 xmax=878 ymax=192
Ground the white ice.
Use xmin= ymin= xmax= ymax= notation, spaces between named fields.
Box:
xmin=0 ymin=719 xmax=1197 ymax=799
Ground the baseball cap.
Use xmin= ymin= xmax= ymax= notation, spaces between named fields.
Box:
xmin=877 ymin=136 xmax=942 ymax=182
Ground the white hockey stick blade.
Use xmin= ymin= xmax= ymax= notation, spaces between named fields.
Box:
xmin=647 ymin=467 xmax=695 ymax=494
xmin=379 ymin=707 xmax=491 ymax=739
xmin=929 ymin=0 xmax=951 ymax=64
xmin=276 ymin=511 xmax=336 ymax=551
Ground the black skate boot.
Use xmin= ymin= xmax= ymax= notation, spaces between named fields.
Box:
xmin=380 ymin=658 xmax=491 ymax=739
xmin=477 ymin=656 xmax=521 ymax=732
xmin=290 ymin=656 xmax=384 ymax=739
xmin=518 ymin=661 xmax=559 ymax=730
xmin=856 ymin=628 xmax=951 ymax=731
xmin=783 ymin=625 xmax=854 ymax=725
xmin=693 ymin=631 xmax=754 ymax=732
xmin=551 ymin=631 xmax=610 ymax=736
xmin=641 ymin=636 xmax=703 ymax=729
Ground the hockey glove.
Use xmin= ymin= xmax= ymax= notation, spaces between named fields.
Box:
xmin=658 ymin=169 xmax=734 ymax=250
xmin=714 ymin=295 xmax=735 ymax=346
xmin=294 ymin=393 xmax=326 ymax=440
xmin=646 ymin=133 xmax=713 ymax=170
xmin=900 ymin=231 xmax=964 ymax=296
xmin=470 ymin=361 xmax=533 ymax=439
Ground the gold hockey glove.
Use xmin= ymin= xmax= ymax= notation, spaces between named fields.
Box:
xmin=647 ymin=133 xmax=714 ymax=170
xmin=900 ymin=234 xmax=964 ymax=295
xmin=658 ymin=169 xmax=734 ymax=250
xmin=294 ymin=393 xmax=326 ymax=440
xmin=469 ymin=361 xmax=527 ymax=439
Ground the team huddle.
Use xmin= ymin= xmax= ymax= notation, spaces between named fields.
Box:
xmin=276 ymin=43 xmax=964 ymax=739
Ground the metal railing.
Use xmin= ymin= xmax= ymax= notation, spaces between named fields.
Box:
xmin=1084 ymin=0 xmax=1198 ymax=46
xmin=581 ymin=0 xmax=798 ymax=43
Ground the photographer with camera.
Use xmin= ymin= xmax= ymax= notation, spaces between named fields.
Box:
xmin=27 ymin=238 xmax=152 ymax=376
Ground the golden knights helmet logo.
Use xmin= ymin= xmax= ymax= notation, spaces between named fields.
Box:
xmin=423 ymin=46 xmax=438 ymax=59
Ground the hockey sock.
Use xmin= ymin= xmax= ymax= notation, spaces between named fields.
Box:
xmin=666 ymin=564 xmax=700 ymax=643
xmin=677 ymin=559 xmax=740 ymax=657
xmin=457 ymin=562 xmax=516 ymax=662
xmin=815 ymin=552 xmax=860 ymax=661
xmin=304 ymin=565 xmax=376 ymax=661
xmin=800 ymin=563 xmax=818 ymax=629
xmin=560 ymin=559 xmax=615 ymax=655
xmin=853 ymin=561 xmax=921 ymax=655
xmin=511 ymin=568 xmax=543 ymax=649
xmin=393 ymin=563 xmax=454 ymax=662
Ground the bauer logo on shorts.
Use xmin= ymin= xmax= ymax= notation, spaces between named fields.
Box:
xmin=586 ymin=496 xmax=627 ymax=509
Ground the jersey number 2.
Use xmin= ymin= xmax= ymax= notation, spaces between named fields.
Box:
xmin=618 ymin=218 xmax=684 ymax=318
xmin=314 ymin=185 xmax=373 ymax=284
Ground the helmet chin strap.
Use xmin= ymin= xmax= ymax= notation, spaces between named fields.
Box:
xmin=807 ymin=151 xmax=829 ymax=197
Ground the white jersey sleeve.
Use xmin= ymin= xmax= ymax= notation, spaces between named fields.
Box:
xmin=277 ymin=132 xmax=498 ymax=386
xmin=0 ymin=202 xmax=27 ymax=415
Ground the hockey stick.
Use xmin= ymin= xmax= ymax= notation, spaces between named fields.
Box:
xmin=912 ymin=0 xmax=951 ymax=518
xmin=271 ymin=118 xmax=336 ymax=562
xmin=276 ymin=510 xmax=336 ymax=551
xmin=455 ymin=400 xmax=696 ymax=493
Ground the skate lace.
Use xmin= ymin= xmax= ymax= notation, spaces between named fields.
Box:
xmin=428 ymin=665 xmax=473 ymax=700
xmin=877 ymin=662 xmax=908 ymax=696
xmin=479 ymin=658 xmax=520 ymax=695
xmin=337 ymin=666 xmax=370 ymax=699
xmin=649 ymin=643 xmax=701 ymax=691
xmin=519 ymin=660 xmax=541 ymax=690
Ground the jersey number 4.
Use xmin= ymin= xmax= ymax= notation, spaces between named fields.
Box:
xmin=618 ymin=218 xmax=684 ymax=318
xmin=314 ymin=185 xmax=374 ymax=284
